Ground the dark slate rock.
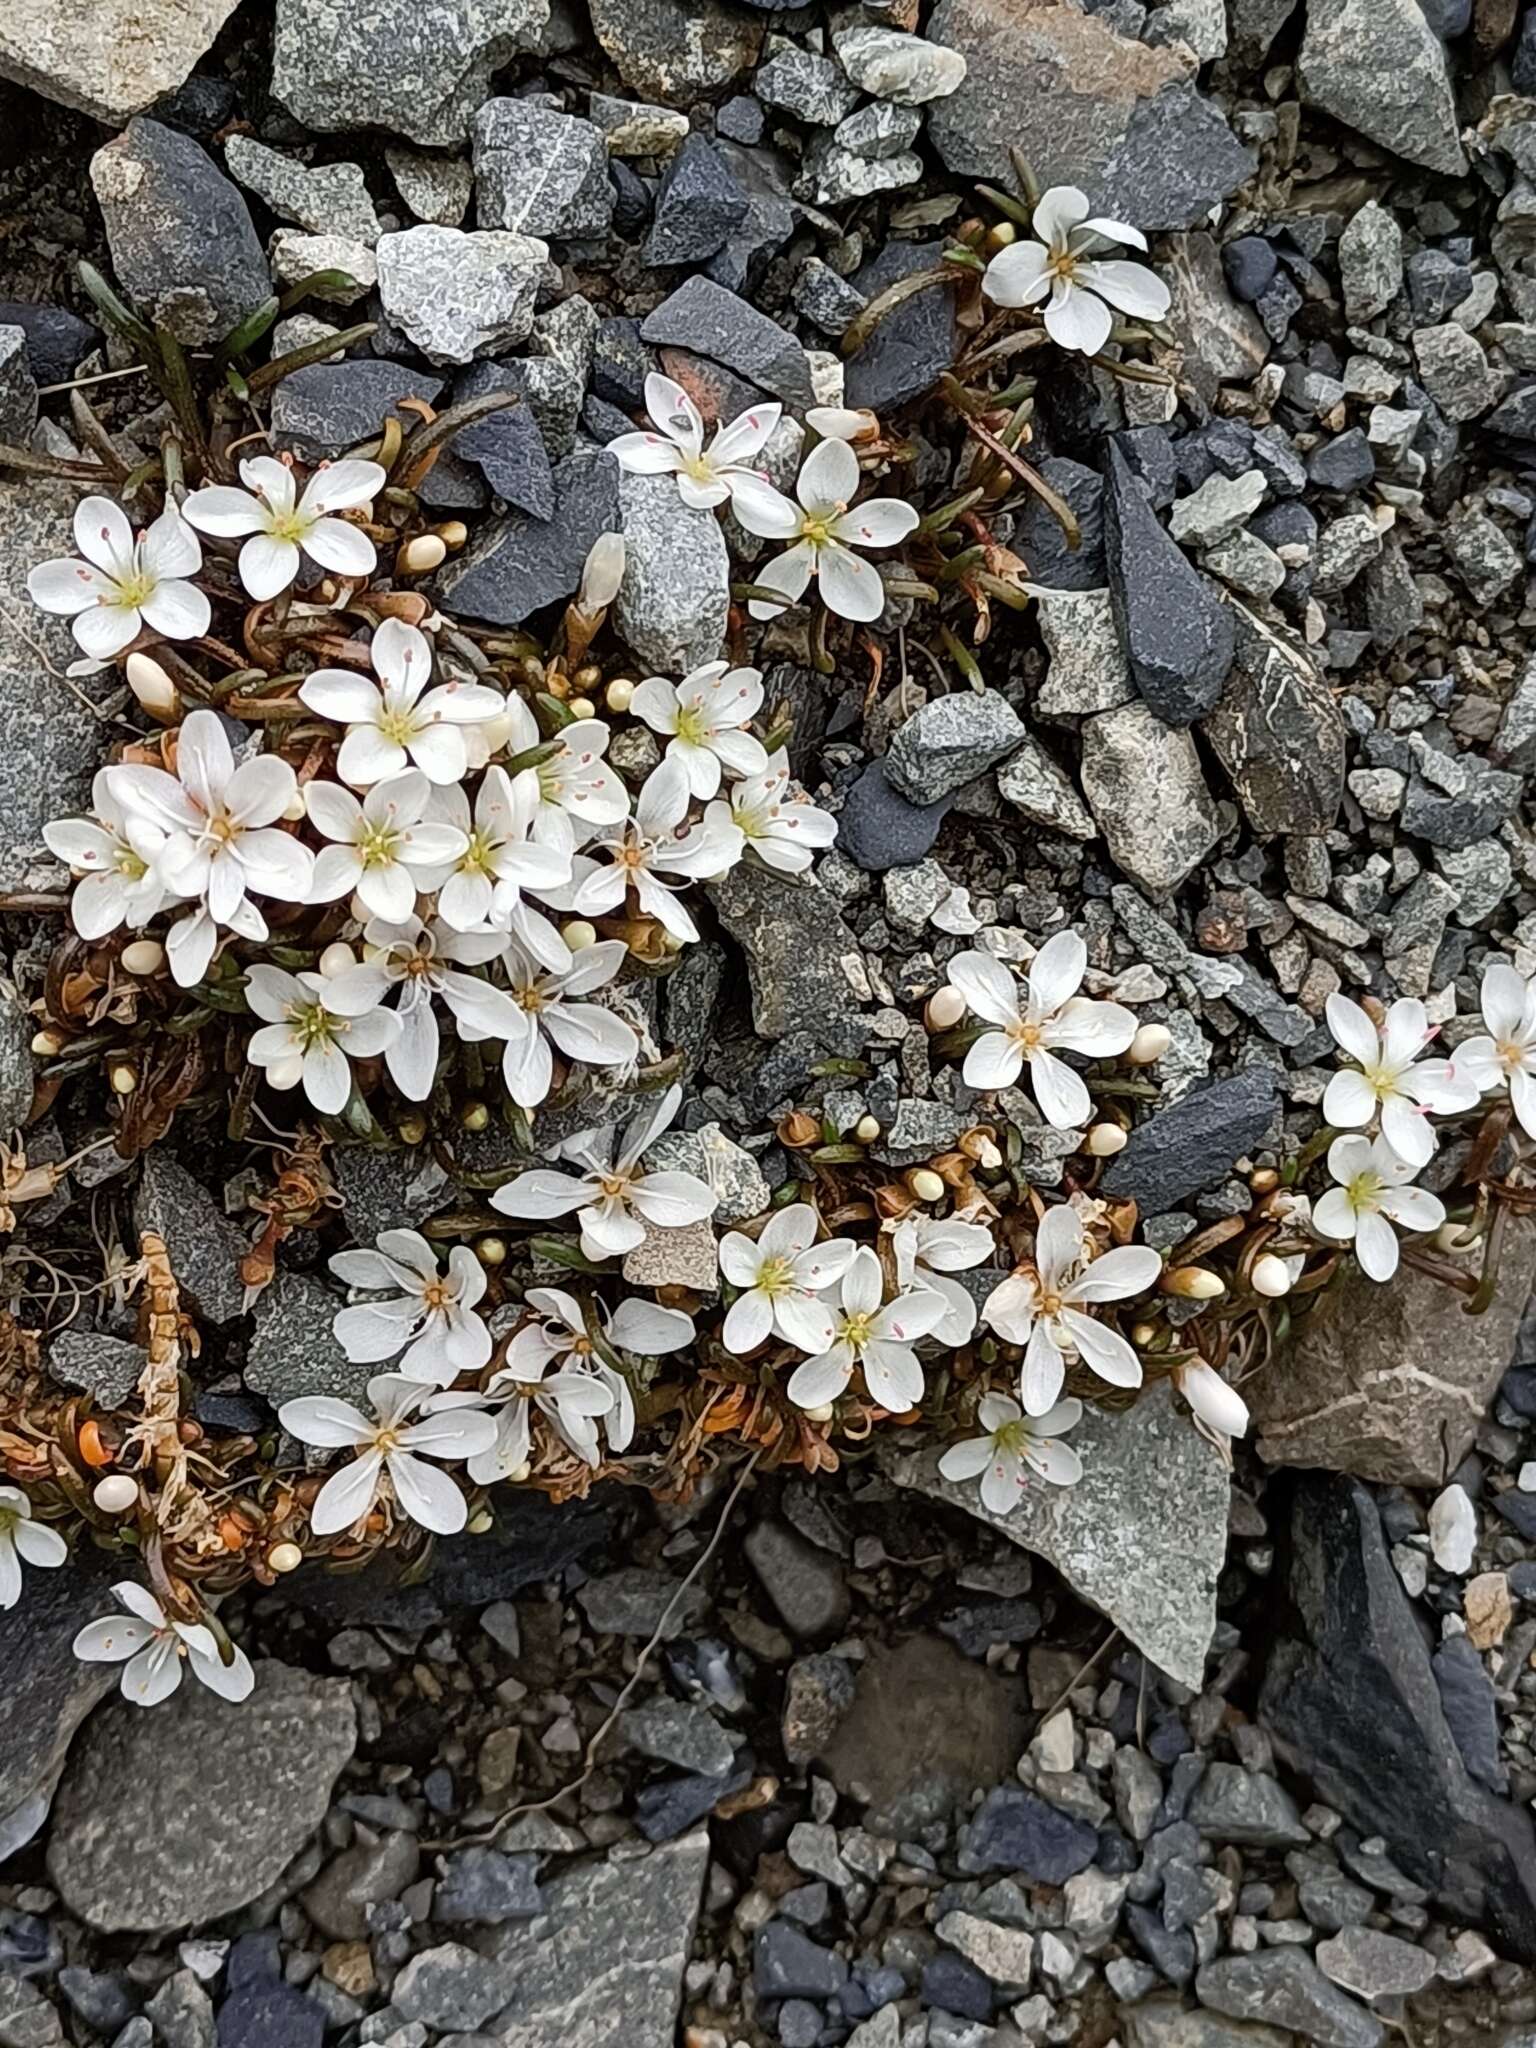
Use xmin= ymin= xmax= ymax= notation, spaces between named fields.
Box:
xmin=702 ymin=140 xmax=796 ymax=296
xmin=717 ymin=95 xmax=766 ymax=143
xmin=593 ymin=315 xmax=653 ymax=409
xmin=1196 ymin=1952 xmax=1381 ymax=2048
xmin=1400 ymin=761 xmax=1523 ymax=850
xmin=1307 ymin=428 xmax=1375 ymax=492
xmin=1432 ymin=1637 xmax=1505 ymax=1795
xmin=937 ymin=1596 xmax=1042 ymax=1657
xmin=611 ymin=161 xmax=654 ymax=237
xmin=844 ymin=240 xmax=957 ymax=415
xmin=1103 ymin=444 xmax=1233 ymax=726
xmin=645 ymin=134 xmax=749 ymax=265
xmin=1101 ymin=1069 xmax=1280 ymax=1213
xmin=1496 ymin=1489 xmax=1536 ymax=1539
xmin=1221 ymin=236 xmax=1278 ymax=303
xmin=1416 ymin=0 xmax=1472 ymax=35
xmin=0 ymin=302 xmax=97 ymax=388
xmin=272 ymin=361 xmax=445 ymax=459
xmin=957 ymin=1786 xmax=1099 ymax=1880
xmin=135 ymin=1152 xmax=250 ymax=1326
xmin=216 ymin=1979 xmax=324 ymax=2048
xmin=452 ymin=395 xmax=555 ymax=520
xmin=1016 ymin=457 xmax=1106 ymax=587
xmin=1201 ymin=611 xmax=1346 ymax=835
xmin=636 ymin=1755 xmax=752 ymax=1842
xmin=1487 ymin=384 xmax=1536 ymax=441
xmin=922 ymin=1954 xmax=995 ymax=2020
xmin=1113 ymin=427 xmax=1178 ymax=511
xmin=1516 ymin=4 xmax=1536 ymax=86
xmin=435 ymin=1849 xmax=544 ymax=1925
xmin=705 ymin=864 xmax=870 ymax=1049
xmin=743 ymin=1519 xmax=851 ymax=1639
xmin=1126 ymin=1901 xmax=1197 ymax=1984
xmin=755 ymin=1923 xmax=850 ymax=2000
xmin=1260 ymin=1474 xmax=1536 ymax=1962
xmin=1256 ymin=270 xmax=1303 ymax=344
xmin=433 ymin=449 xmax=620 ymax=625
xmin=640 ymin=275 xmax=813 ymax=406
xmin=0 ymin=1547 xmax=121 ymax=1837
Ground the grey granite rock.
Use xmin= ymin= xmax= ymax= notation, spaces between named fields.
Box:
xmin=47 ymin=1329 xmax=146 ymax=1409
xmin=272 ymin=0 xmax=551 ymax=147
xmin=244 ymin=1270 xmax=374 ymax=1410
xmin=1079 ymin=701 xmax=1220 ymax=895
xmin=1035 ymin=588 xmax=1134 ymax=716
xmin=472 ymin=99 xmax=614 ymax=240
xmin=613 ymin=472 xmax=730 ymax=674
xmin=375 ymin=226 xmax=546 ymax=366
xmin=271 ymin=362 xmax=445 ymax=458
xmin=640 ymin=275 xmax=813 ymax=407
xmin=1201 ymin=609 xmax=1345 ymax=835
xmin=882 ymin=1384 xmax=1228 ymax=1687
xmin=434 ymin=448 xmax=621 ymax=625
xmin=1338 ymin=201 xmax=1403 ymax=324
xmin=833 ymin=24 xmax=968 ymax=102
xmin=223 ymin=136 xmax=380 ymax=245
xmin=90 ymin=118 xmax=268 ymax=347
xmin=1297 ymin=0 xmax=1466 ymax=174
xmin=1315 ymin=1928 xmax=1436 ymax=2002
xmin=49 ymin=1662 xmax=355 ymax=1932
xmin=1185 ymin=1764 xmax=1310 ymax=1847
xmin=756 ymin=46 xmax=860 ymax=124
xmin=1196 ymin=1952 xmax=1382 ymax=2048
xmin=1101 ymin=1070 xmax=1280 ymax=1212
xmin=134 ymin=1152 xmax=251 ymax=1327
xmin=0 ymin=0 xmax=242 ymax=124
xmin=588 ymin=0 xmax=761 ymax=102
xmin=0 ymin=328 xmax=38 ymax=446
xmin=884 ymin=689 xmax=1027 ymax=805
xmin=705 ymin=863 xmax=868 ymax=1048
xmin=0 ymin=1545 xmax=121 ymax=1835
xmin=385 ymin=147 xmax=475 ymax=228
xmin=997 ymin=733 xmax=1097 ymax=839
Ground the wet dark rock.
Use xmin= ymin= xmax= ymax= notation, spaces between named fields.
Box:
xmin=1101 ymin=1070 xmax=1280 ymax=1213
xmin=1432 ymin=1637 xmax=1506 ymax=1794
xmin=1016 ymin=458 xmax=1106 ymax=588
xmin=922 ymin=1954 xmax=995 ymax=2020
xmin=1104 ymin=445 xmax=1234 ymax=726
xmin=0 ymin=302 xmax=96 ymax=388
xmin=755 ymin=1923 xmax=850 ymax=2000
xmin=433 ymin=448 xmax=621 ymax=625
xmin=646 ymin=134 xmax=749 ymax=265
xmin=451 ymin=396 xmax=556 ymax=521
xmin=844 ymin=240 xmax=957 ymax=414
xmin=1221 ymin=237 xmax=1278 ymax=303
xmin=271 ymin=361 xmax=446 ymax=459
xmin=216 ymin=1977 xmax=324 ymax=2048
xmin=744 ymin=1520 xmax=851 ymax=1639
xmin=636 ymin=1755 xmax=752 ymax=1840
xmin=958 ymin=1786 xmax=1100 ymax=1881
xmin=640 ymin=275 xmax=813 ymax=407
xmin=1201 ymin=611 xmax=1346 ymax=834
xmin=836 ymin=762 xmax=952 ymax=872
xmin=1307 ymin=429 xmax=1375 ymax=493
xmin=937 ymin=1596 xmax=1042 ymax=1657
xmin=1400 ymin=760 xmax=1523 ymax=850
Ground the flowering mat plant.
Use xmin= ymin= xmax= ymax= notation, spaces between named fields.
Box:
xmin=1 ymin=172 xmax=1533 ymax=1709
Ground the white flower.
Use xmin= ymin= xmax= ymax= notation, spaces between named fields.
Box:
xmin=0 ymin=1486 xmax=66 ymax=1608
xmin=501 ymin=701 xmax=631 ymax=858
xmin=706 ymin=751 xmax=837 ymax=876
xmin=734 ymin=436 xmax=919 ymax=624
xmin=245 ymin=960 xmax=401 ymax=1113
xmin=28 ymin=497 xmax=210 ymax=659
xmin=416 ymin=766 xmax=573 ymax=940
xmin=299 ymin=619 xmax=505 ymax=787
xmin=949 ymin=934 xmax=1137 ymax=1129
xmin=573 ymin=757 xmax=744 ymax=944
xmin=491 ymin=937 xmax=641 ymax=1111
xmin=606 ymin=372 xmax=787 ymax=522
xmin=889 ymin=1213 xmax=995 ymax=1347
xmin=719 ymin=1204 xmax=859 ymax=1355
xmin=1322 ymin=994 xmax=1477 ymax=1170
xmin=280 ymin=1373 xmax=496 ymax=1536
xmin=182 ymin=456 xmax=383 ymax=601
xmin=1312 ymin=1133 xmax=1445 ymax=1284
xmin=980 ymin=186 xmax=1171 ymax=356
xmin=73 ymin=1582 xmax=254 ymax=1708
xmin=364 ymin=913 xmax=525 ymax=1102
xmin=490 ymin=1083 xmax=717 ymax=1259
xmin=982 ymin=1204 xmax=1161 ymax=1414
xmin=43 ymin=769 xmax=174 ymax=940
xmin=108 ymin=709 xmax=314 ymax=988
xmin=629 ymin=662 xmax=768 ymax=801
xmin=938 ymin=1394 xmax=1083 ymax=1512
xmin=1448 ymin=962 xmax=1536 ymax=1140
xmin=1172 ymin=1362 xmax=1249 ymax=1449
xmin=306 ymin=770 xmax=470 ymax=922
xmin=786 ymin=1246 xmax=948 ymax=1412
xmin=328 ymin=1228 xmax=492 ymax=1386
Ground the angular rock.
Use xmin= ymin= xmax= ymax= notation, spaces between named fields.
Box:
xmin=452 ymin=395 xmax=555 ymax=520
xmin=1160 ymin=235 xmax=1269 ymax=399
xmin=836 ymin=762 xmax=952 ymax=872
xmin=882 ymin=1384 xmax=1229 ymax=1687
xmin=1079 ymin=702 xmax=1220 ymax=896
xmin=587 ymin=0 xmax=762 ymax=105
xmin=1260 ymin=1475 xmax=1536 ymax=1962
xmin=134 ymin=1152 xmax=251 ymax=1328
xmin=0 ymin=302 xmax=96 ymax=389
xmin=613 ymin=472 xmax=730 ymax=674
xmin=1035 ymin=588 xmax=1134 ymax=716
xmin=958 ymin=1786 xmax=1099 ymax=1881
xmin=435 ymin=1847 xmax=544 ymax=1925
xmin=1202 ymin=609 xmax=1345 ymax=835
xmin=90 ymin=118 xmax=268 ymax=348
xmin=1315 ymin=1929 xmax=1436 ymax=2002
xmin=1017 ymin=459 xmax=1106 ymax=590
xmin=1338 ymin=202 xmax=1403 ymax=324
xmin=645 ymin=135 xmax=749 ymax=265
xmin=271 ymin=361 xmax=445 ymax=459
xmin=1101 ymin=1069 xmax=1280 ymax=1213
xmin=1247 ymin=1216 xmax=1536 ymax=1487
xmin=1122 ymin=2000 xmax=1292 ymax=2048
xmin=0 ymin=1546 xmax=121 ymax=1839
xmin=997 ymin=733 xmax=1096 ymax=839
xmin=47 ymin=1328 xmax=145 ymax=1409
xmin=375 ymin=226 xmax=546 ymax=366
xmin=925 ymin=0 xmax=1252 ymax=229
xmin=756 ymin=47 xmax=860 ymax=124
xmin=844 ymin=240 xmax=958 ymax=415
xmin=1196 ymin=1952 xmax=1382 ymax=2048
xmin=744 ymin=1519 xmax=850 ymax=1639
xmin=1297 ymin=0 xmax=1466 ymax=175
xmin=267 ymin=229 xmax=376 ymax=303
xmin=640 ymin=275 xmax=813 ymax=407
xmin=301 ymin=1830 xmax=421 ymax=1941
xmin=245 ymin=1270 xmax=373 ymax=1410
xmin=386 ymin=146 xmax=475 ymax=228
xmin=1104 ymin=447 xmax=1234 ymax=727
xmin=1185 ymin=1764 xmax=1310 ymax=1847
xmin=472 ymin=99 xmax=614 ymax=240
xmin=272 ymin=0 xmax=551 ymax=148
xmin=833 ymin=24 xmax=968 ymax=103
xmin=0 ymin=0 xmax=242 ymax=124
xmin=884 ymin=689 xmax=1027 ymax=805
xmin=705 ymin=863 xmax=868 ymax=1048
xmin=0 ymin=329 xmax=37 ymax=447
xmin=223 ymin=137 xmax=380 ymax=245
xmin=485 ymin=1829 xmax=709 ymax=2044
xmin=49 ymin=1662 xmax=355 ymax=1932
xmin=434 ymin=449 xmax=621 ymax=625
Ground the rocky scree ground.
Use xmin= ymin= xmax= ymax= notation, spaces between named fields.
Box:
xmin=3 ymin=0 xmax=1536 ymax=2043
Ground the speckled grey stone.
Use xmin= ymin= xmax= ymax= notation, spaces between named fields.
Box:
xmin=375 ymin=225 xmax=546 ymax=365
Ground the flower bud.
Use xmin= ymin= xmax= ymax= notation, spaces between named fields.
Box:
xmin=125 ymin=651 xmax=180 ymax=722
xmin=802 ymin=1403 xmax=835 ymax=1423
xmin=476 ymin=1235 xmax=507 ymax=1266
xmin=1433 ymin=1220 xmax=1477 ymax=1253
xmin=778 ymin=1110 xmax=820 ymax=1148
xmin=397 ymin=534 xmax=447 ymax=574
xmin=267 ymin=1541 xmax=304 ymax=1573
xmin=605 ymin=677 xmax=635 ymax=713
xmin=1162 ymin=1266 xmax=1225 ymax=1300
xmin=1126 ymin=1023 xmax=1172 ymax=1065
xmin=578 ymin=532 xmax=626 ymax=612
xmin=561 ymin=919 xmax=598 ymax=952
xmin=1250 ymin=1254 xmax=1293 ymax=1298
xmin=907 ymin=1168 xmax=945 ymax=1203
xmin=502 ymin=1461 xmax=531 ymax=1485
xmin=397 ymin=1114 xmax=428 ymax=1146
xmin=93 ymin=1474 xmax=139 ymax=1514
xmin=567 ymin=696 xmax=596 ymax=719
xmin=1249 ymin=1167 xmax=1279 ymax=1194
xmin=461 ymin=1101 xmax=490 ymax=1131
xmin=987 ymin=220 xmax=1018 ymax=250
xmin=121 ymin=939 xmax=165 ymax=976
xmin=1130 ymin=1322 xmax=1157 ymax=1347
xmin=925 ymin=985 xmax=966 ymax=1031
xmin=959 ymin=1127 xmax=1003 ymax=1169
xmin=30 ymin=1027 xmax=64 ymax=1057
xmin=853 ymin=1114 xmax=881 ymax=1144
xmin=108 ymin=1063 xmax=137 ymax=1096
xmin=434 ymin=520 xmax=468 ymax=551
xmin=1085 ymin=1123 xmax=1126 ymax=1157
xmin=467 ymin=1508 xmax=495 ymax=1534
xmin=318 ymin=941 xmax=356 ymax=978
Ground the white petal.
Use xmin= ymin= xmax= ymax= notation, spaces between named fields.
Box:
xmin=815 ymin=541 xmax=885 ymax=623
xmin=1029 ymin=1046 xmax=1090 ymax=1129
xmin=831 ymin=497 xmax=918 ymax=549
xmin=1043 ymin=279 xmax=1114 ymax=355
xmin=304 ymin=517 xmax=377 ymax=579
xmin=310 ymin=1451 xmax=385 ymax=1535
xmin=1353 ymin=1207 xmax=1400 ymax=1282
xmin=981 ymin=239 xmax=1052 ymax=310
xmin=239 ymin=532 xmax=301 ymax=601
xmin=1074 ymin=257 xmax=1170 ymax=321
xmin=1032 ymin=186 xmax=1090 ymax=244
xmin=1322 ymin=1067 xmax=1378 ymax=1130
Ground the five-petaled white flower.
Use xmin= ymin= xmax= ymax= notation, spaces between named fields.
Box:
xmin=108 ymin=708 xmax=314 ymax=988
xmin=785 ymin=1247 xmax=948 ymax=1413
xmin=707 ymin=751 xmax=837 ymax=876
xmin=606 ymin=373 xmax=787 ymax=524
xmin=1450 ymin=962 xmax=1536 ymax=1141
xmin=1313 ymin=1133 xmax=1445 ymax=1284
xmin=982 ymin=1204 xmax=1161 ymax=1415
xmin=490 ymin=1083 xmax=717 ymax=1259
xmin=0 ymin=1485 xmax=66 ymax=1608
xmin=981 ymin=186 xmax=1171 ymax=357
xmin=719 ymin=1203 xmax=858 ymax=1355
xmin=1322 ymin=994 xmax=1477 ymax=1170
xmin=306 ymin=770 xmax=470 ymax=922
xmin=44 ymin=769 xmax=173 ymax=940
xmin=299 ymin=620 xmax=505 ymax=788
xmin=182 ymin=456 xmax=383 ymax=601
xmin=889 ymin=1213 xmax=996 ymax=1347
xmin=629 ymin=662 xmax=768 ymax=801
xmin=328 ymin=1228 xmax=493 ymax=1386
xmin=501 ymin=701 xmax=631 ymax=858
xmin=29 ymin=496 xmax=210 ymax=659
xmin=487 ymin=937 xmax=640 ymax=1111
xmin=573 ymin=757 xmax=743 ymax=944
xmin=280 ymin=1373 xmax=496 ymax=1536
xmin=937 ymin=1393 xmax=1083 ymax=1512
xmin=73 ymin=1582 xmax=254 ymax=1708
xmin=949 ymin=933 xmax=1136 ymax=1129
xmin=734 ymin=436 xmax=919 ymax=624
xmin=364 ymin=913 xmax=524 ymax=1102
xmin=418 ymin=766 xmax=572 ymax=941
xmin=245 ymin=960 xmax=401 ymax=1113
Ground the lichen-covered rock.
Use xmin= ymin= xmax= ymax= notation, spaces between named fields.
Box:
xmin=375 ymin=226 xmax=547 ymax=366
xmin=0 ymin=0 xmax=242 ymax=123
xmin=613 ymin=472 xmax=731 ymax=675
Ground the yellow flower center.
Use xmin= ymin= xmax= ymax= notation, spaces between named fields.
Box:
xmin=287 ymin=999 xmax=341 ymax=1053
xmin=674 ymin=704 xmax=710 ymax=748
xmin=108 ymin=570 xmax=156 ymax=610
xmin=842 ymin=1310 xmax=875 ymax=1349
xmin=514 ymin=986 xmax=546 ymax=1013
xmin=377 ymin=706 xmax=421 ymax=747
xmin=801 ymin=513 xmax=839 ymax=549
xmin=756 ymin=1255 xmax=793 ymax=1298
xmin=357 ymin=818 xmax=401 ymax=870
xmin=1497 ymin=1039 xmax=1526 ymax=1071
xmin=460 ymin=828 xmax=498 ymax=877
xmin=682 ymin=454 xmax=715 ymax=484
xmin=992 ymin=1420 xmax=1031 ymax=1456
xmin=115 ymin=845 xmax=149 ymax=880
xmin=1347 ymin=1169 xmax=1383 ymax=1210
xmin=266 ymin=506 xmax=312 ymax=545
xmin=1010 ymin=1019 xmax=1046 ymax=1054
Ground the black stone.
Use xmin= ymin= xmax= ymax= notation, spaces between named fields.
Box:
xmin=216 ymin=1980 xmax=323 ymax=2048
xmin=937 ymin=1597 xmax=1042 ymax=1658
xmin=449 ymin=383 xmax=555 ymax=521
xmin=1016 ymin=457 xmax=1106 ymax=588
xmin=1255 ymin=270 xmax=1303 ymax=344
xmin=1501 ymin=1365 xmax=1536 ymax=1417
xmin=610 ymin=161 xmax=653 ymax=237
xmin=1432 ymin=1637 xmax=1506 ymax=1795
xmin=844 ymin=240 xmax=958 ymax=415
xmin=645 ymin=134 xmax=750 ymax=266
xmin=957 ymin=1786 xmax=1099 ymax=1881
xmin=1414 ymin=0 xmax=1471 ymax=35
xmin=1103 ymin=443 xmax=1234 ymax=725
xmin=272 ymin=362 xmax=445 ymax=459
xmin=1496 ymin=1489 xmax=1536 ymax=1540
xmin=432 ymin=448 xmax=620 ymax=626
xmin=1201 ymin=610 xmax=1345 ymax=835
xmin=1486 ymin=384 xmax=1536 ymax=442
xmin=1125 ymin=1900 xmax=1197 ymax=1984
xmin=0 ymin=302 xmax=97 ymax=388
xmin=716 ymin=95 xmax=766 ymax=144
xmin=835 ymin=762 xmax=952 ymax=872
xmin=754 ymin=1923 xmax=850 ymax=2001
xmin=1516 ymin=6 xmax=1536 ymax=90
xmin=1113 ymin=427 xmax=1178 ymax=511
xmin=704 ymin=140 xmax=796 ymax=297
xmin=1406 ymin=249 xmax=1473 ymax=324
xmin=1400 ymin=761 xmax=1523 ymax=851
xmin=1307 ymin=428 xmax=1375 ymax=493
xmin=636 ymin=1754 xmax=753 ymax=1841
xmin=1101 ymin=1069 xmax=1280 ymax=1213
xmin=592 ymin=316 xmax=652 ymax=410
xmin=921 ymin=1954 xmax=995 ymax=2020
xmin=1221 ymin=236 xmax=1278 ymax=303
xmin=1260 ymin=1474 xmax=1536 ymax=1963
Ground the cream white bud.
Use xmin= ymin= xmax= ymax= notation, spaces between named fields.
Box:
xmin=282 ymin=791 xmax=307 ymax=822
xmin=567 ymin=696 xmax=596 ymax=719
xmin=1126 ymin=1023 xmax=1172 ymax=1066
xmin=398 ymin=533 xmax=447 ymax=573
xmin=561 ymin=919 xmax=598 ymax=952
xmin=605 ymin=678 xmax=635 ymax=713
xmin=1163 ymin=1266 xmax=1226 ymax=1300
xmin=578 ymin=532 xmax=626 ymax=612
xmin=802 ymin=1403 xmax=835 ymax=1423
xmin=854 ymin=1114 xmax=881 ymax=1144
xmin=121 ymin=939 xmax=166 ymax=976
xmin=30 ymin=1028 xmax=64 ymax=1057
xmin=476 ymin=1235 xmax=507 ymax=1266
xmin=1250 ymin=1254 xmax=1293 ymax=1298
xmin=925 ymin=986 xmax=966 ymax=1031
xmin=1085 ymin=1123 xmax=1127 ymax=1157
xmin=267 ymin=1541 xmax=304 ymax=1573
xmin=318 ymin=942 xmax=356 ymax=978
xmin=1433 ymin=1220 xmax=1477 ymax=1254
xmin=125 ymin=651 xmax=180 ymax=721
xmin=108 ymin=1063 xmax=137 ymax=1096
xmin=92 ymin=1474 xmax=139 ymax=1514
xmin=908 ymin=1168 xmax=945 ymax=1203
